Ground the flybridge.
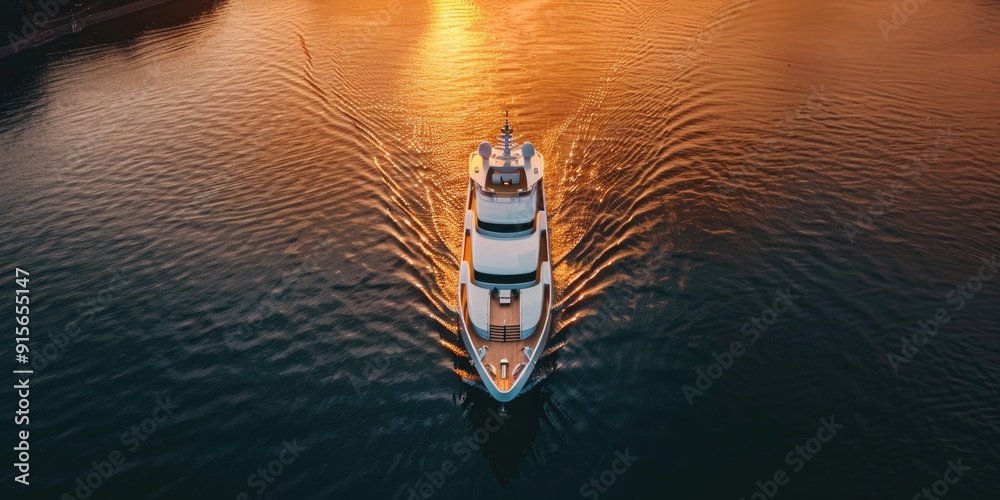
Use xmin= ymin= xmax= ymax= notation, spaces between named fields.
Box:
xmin=458 ymin=111 xmax=553 ymax=402
xmin=469 ymin=112 xmax=544 ymax=196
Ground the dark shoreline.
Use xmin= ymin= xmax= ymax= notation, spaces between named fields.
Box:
xmin=0 ymin=0 xmax=175 ymax=60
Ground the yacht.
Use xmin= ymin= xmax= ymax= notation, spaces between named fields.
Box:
xmin=458 ymin=112 xmax=553 ymax=402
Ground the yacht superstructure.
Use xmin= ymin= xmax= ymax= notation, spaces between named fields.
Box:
xmin=458 ymin=112 xmax=553 ymax=402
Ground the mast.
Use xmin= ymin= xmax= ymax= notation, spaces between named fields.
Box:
xmin=500 ymin=110 xmax=514 ymax=158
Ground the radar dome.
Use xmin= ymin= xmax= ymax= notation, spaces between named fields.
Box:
xmin=478 ymin=142 xmax=493 ymax=159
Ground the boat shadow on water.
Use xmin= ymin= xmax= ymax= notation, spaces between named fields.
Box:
xmin=442 ymin=326 xmax=569 ymax=486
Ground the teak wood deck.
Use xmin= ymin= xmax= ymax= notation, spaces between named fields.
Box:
xmin=467 ymin=320 xmax=534 ymax=393
xmin=489 ymin=293 xmax=520 ymax=331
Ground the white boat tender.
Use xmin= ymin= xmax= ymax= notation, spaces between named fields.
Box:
xmin=458 ymin=112 xmax=553 ymax=402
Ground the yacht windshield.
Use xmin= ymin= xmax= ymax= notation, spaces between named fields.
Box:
xmin=476 ymin=185 xmax=536 ymax=225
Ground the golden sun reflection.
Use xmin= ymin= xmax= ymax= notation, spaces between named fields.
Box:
xmin=399 ymin=0 xmax=503 ymax=302
xmin=404 ymin=0 xmax=498 ymax=130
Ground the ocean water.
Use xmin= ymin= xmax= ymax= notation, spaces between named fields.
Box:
xmin=1 ymin=0 xmax=998 ymax=498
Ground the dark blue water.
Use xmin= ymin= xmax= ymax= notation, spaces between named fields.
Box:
xmin=1 ymin=0 xmax=999 ymax=498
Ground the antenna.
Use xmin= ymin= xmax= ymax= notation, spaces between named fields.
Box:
xmin=501 ymin=110 xmax=513 ymax=157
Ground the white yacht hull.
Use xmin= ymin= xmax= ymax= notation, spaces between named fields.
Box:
xmin=456 ymin=118 xmax=553 ymax=401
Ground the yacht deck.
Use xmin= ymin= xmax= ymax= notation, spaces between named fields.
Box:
xmin=485 ymin=167 xmax=528 ymax=193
